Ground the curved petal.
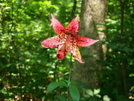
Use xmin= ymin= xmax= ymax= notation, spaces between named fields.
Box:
xmin=41 ymin=36 xmax=60 ymax=48
xmin=67 ymin=16 xmax=79 ymax=34
xmin=76 ymin=35 xmax=99 ymax=47
xmin=51 ymin=14 xmax=65 ymax=34
xmin=70 ymin=45 xmax=84 ymax=63
xmin=57 ymin=44 xmax=68 ymax=60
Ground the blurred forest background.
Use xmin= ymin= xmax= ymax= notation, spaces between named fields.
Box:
xmin=0 ymin=0 xmax=134 ymax=101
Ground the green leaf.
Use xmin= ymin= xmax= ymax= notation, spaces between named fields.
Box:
xmin=56 ymin=95 xmax=67 ymax=101
xmin=96 ymin=94 xmax=101 ymax=98
xmin=86 ymin=89 xmax=93 ymax=96
xmin=69 ymin=86 xmax=80 ymax=101
xmin=47 ymin=82 xmax=66 ymax=93
xmin=93 ymin=89 xmax=100 ymax=95
xmin=103 ymin=95 xmax=110 ymax=101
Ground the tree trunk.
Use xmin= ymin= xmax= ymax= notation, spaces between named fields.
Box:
xmin=72 ymin=0 xmax=107 ymax=89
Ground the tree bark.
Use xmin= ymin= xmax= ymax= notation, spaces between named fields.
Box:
xmin=72 ymin=0 xmax=107 ymax=89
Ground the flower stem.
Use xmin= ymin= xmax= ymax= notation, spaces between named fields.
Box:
xmin=67 ymin=56 xmax=73 ymax=101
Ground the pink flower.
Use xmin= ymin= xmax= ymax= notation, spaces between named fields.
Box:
xmin=41 ymin=14 xmax=98 ymax=63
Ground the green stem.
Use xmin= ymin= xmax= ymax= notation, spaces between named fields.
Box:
xmin=67 ymin=56 xmax=73 ymax=101
xmin=68 ymin=59 xmax=72 ymax=84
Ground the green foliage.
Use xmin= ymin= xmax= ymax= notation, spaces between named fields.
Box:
xmin=80 ymin=88 xmax=110 ymax=101
xmin=99 ymin=0 xmax=134 ymax=100
xmin=0 ymin=0 xmax=81 ymax=100
xmin=69 ymin=85 xmax=80 ymax=101
xmin=47 ymin=81 xmax=67 ymax=93
xmin=46 ymin=80 xmax=80 ymax=101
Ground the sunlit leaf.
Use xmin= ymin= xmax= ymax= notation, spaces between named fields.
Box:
xmin=103 ymin=95 xmax=110 ymax=101
xmin=86 ymin=89 xmax=93 ymax=96
xmin=93 ymin=89 xmax=100 ymax=95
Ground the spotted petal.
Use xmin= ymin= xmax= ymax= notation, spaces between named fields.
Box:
xmin=41 ymin=36 xmax=60 ymax=48
xmin=57 ymin=44 xmax=68 ymax=60
xmin=76 ymin=35 xmax=99 ymax=47
xmin=51 ymin=14 xmax=65 ymax=34
xmin=67 ymin=16 xmax=79 ymax=34
xmin=70 ymin=45 xmax=84 ymax=63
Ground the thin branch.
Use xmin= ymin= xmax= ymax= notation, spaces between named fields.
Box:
xmin=71 ymin=0 xmax=77 ymax=19
xmin=119 ymin=0 xmax=129 ymax=97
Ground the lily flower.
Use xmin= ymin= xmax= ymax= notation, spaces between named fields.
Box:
xmin=41 ymin=14 xmax=98 ymax=63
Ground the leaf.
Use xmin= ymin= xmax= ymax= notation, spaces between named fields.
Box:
xmin=47 ymin=81 xmax=66 ymax=93
xmin=86 ymin=89 xmax=93 ymax=96
xmin=103 ymin=95 xmax=110 ymax=101
xmin=93 ymin=89 xmax=100 ymax=95
xmin=95 ymin=94 xmax=101 ymax=98
xmin=69 ymin=86 xmax=80 ymax=101
xmin=56 ymin=94 xmax=67 ymax=101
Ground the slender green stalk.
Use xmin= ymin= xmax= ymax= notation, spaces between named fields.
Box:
xmin=68 ymin=56 xmax=72 ymax=84
xmin=67 ymin=56 xmax=73 ymax=101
